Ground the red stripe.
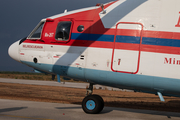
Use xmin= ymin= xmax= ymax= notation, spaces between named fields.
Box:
xmin=141 ymin=45 xmax=180 ymax=55
xmin=23 ymin=39 xmax=180 ymax=55
xmin=90 ymin=29 xmax=180 ymax=40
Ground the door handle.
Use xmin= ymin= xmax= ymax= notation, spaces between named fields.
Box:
xmin=118 ymin=59 xmax=121 ymax=65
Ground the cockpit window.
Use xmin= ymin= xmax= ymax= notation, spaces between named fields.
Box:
xmin=55 ymin=21 xmax=72 ymax=41
xmin=28 ymin=22 xmax=45 ymax=39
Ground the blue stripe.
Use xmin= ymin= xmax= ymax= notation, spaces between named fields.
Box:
xmin=71 ymin=33 xmax=114 ymax=42
xmin=71 ymin=33 xmax=180 ymax=47
xmin=142 ymin=37 xmax=180 ymax=47
xmin=116 ymin=36 xmax=140 ymax=44
xmin=21 ymin=61 xmax=180 ymax=97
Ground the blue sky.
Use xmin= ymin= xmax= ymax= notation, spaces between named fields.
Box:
xmin=0 ymin=0 xmax=113 ymax=72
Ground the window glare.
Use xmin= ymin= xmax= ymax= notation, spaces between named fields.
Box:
xmin=55 ymin=21 xmax=72 ymax=41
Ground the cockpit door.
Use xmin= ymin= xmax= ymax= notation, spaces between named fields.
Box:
xmin=53 ymin=20 xmax=90 ymax=81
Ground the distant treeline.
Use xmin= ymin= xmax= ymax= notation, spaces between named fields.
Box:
xmin=0 ymin=71 xmax=83 ymax=82
xmin=0 ymin=71 xmax=43 ymax=75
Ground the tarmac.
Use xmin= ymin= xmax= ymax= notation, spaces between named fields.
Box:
xmin=0 ymin=78 xmax=180 ymax=120
xmin=1 ymin=99 xmax=180 ymax=120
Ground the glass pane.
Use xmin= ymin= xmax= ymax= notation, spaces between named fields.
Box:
xmin=55 ymin=21 xmax=72 ymax=41
xmin=28 ymin=22 xmax=45 ymax=39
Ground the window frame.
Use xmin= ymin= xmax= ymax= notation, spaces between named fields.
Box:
xmin=27 ymin=20 xmax=46 ymax=40
xmin=54 ymin=19 xmax=73 ymax=43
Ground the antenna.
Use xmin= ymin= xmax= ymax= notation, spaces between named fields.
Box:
xmin=100 ymin=4 xmax=106 ymax=14
xmin=96 ymin=3 xmax=106 ymax=14
xmin=64 ymin=9 xmax=67 ymax=13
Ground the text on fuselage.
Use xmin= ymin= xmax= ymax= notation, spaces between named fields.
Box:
xmin=23 ymin=45 xmax=43 ymax=49
xmin=164 ymin=57 xmax=180 ymax=65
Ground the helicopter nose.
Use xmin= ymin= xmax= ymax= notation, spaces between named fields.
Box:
xmin=8 ymin=40 xmax=20 ymax=62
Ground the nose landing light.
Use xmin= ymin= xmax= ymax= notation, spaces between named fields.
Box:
xmin=8 ymin=41 xmax=20 ymax=62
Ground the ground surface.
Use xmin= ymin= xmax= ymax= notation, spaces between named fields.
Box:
xmin=1 ymin=99 xmax=180 ymax=120
xmin=0 ymin=82 xmax=180 ymax=113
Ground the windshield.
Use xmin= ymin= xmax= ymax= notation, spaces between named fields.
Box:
xmin=28 ymin=21 xmax=45 ymax=39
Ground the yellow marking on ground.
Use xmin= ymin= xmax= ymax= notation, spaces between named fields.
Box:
xmin=0 ymin=114 xmax=54 ymax=120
